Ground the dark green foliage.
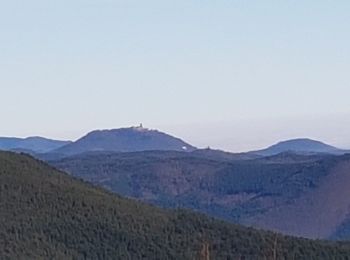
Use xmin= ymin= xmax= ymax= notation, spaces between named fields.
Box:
xmin=1 ymin=151 xmax=350 ymax=259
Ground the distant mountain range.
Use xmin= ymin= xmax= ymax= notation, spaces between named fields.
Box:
xmin=251 ymin=138 xmax=348 ymax=156
xmin=4 ymin=151 xmax=349 ymax=259
xmin=1 ymin=128 xmax=348 ymax=157
xmin=2 ymin=127 xmax=350 ymax=243
xmin=51 ymin=126 xmax=196 ymax=156
xmin=0 ymin=136 xmax=71 ymax=153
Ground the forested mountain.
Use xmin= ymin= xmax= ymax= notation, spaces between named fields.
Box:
xmin=52 ymin=151 xmax=350 ymax=240
xmin=251 ymin=138 xmax=348 ymax=156
xmin=51 ymin=127 xmax=196 ymax=156
xmin=0 ymin=136 xmax=71 ymax=153
xmin=2 ymin=151 xmax=350 ymax=259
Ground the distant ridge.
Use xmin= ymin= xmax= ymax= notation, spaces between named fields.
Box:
xmin=52 ymin=126 xmax=196 ymax=156
xmin=192 ymin=148 xmax=260 ymax=161
xmin=250 ymin=138 xmax=348 ymax=156
xmin=52 ymin=150 xmax=350 ymax=240
xmin=0 ymin=136 xmax=71 ymax=153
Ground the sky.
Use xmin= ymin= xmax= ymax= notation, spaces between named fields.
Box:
xmin=1 ymin=0 xmax=350 ymax=152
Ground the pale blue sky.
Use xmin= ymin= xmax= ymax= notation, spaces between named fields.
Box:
xmin=1 ymin=0 xmax=349 ymax=151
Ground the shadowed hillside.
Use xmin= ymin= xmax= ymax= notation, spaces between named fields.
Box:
xmin=2 ymin=151 xmax=350 ymax=259
xmin=52 ymin=151 xmax=350 ymax=240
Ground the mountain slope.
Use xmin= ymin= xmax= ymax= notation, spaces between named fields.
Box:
xmin=0 ymin=136 xmax=71 ymax=153
xmin=244 ymin=158 xmax=350 ymax=238
xmin=52 ymin=151 xmax=350 ymax=240
xmin=2 ymin=151 xmax=350 ymax=259
xmin=251 ymin=138 xmax=347 ymax=156
xmin=52 ymin=127 xmax=196 ymax=156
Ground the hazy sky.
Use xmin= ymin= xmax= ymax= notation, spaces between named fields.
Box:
xmin=1 ymin=0 xmax=350 ymax=152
